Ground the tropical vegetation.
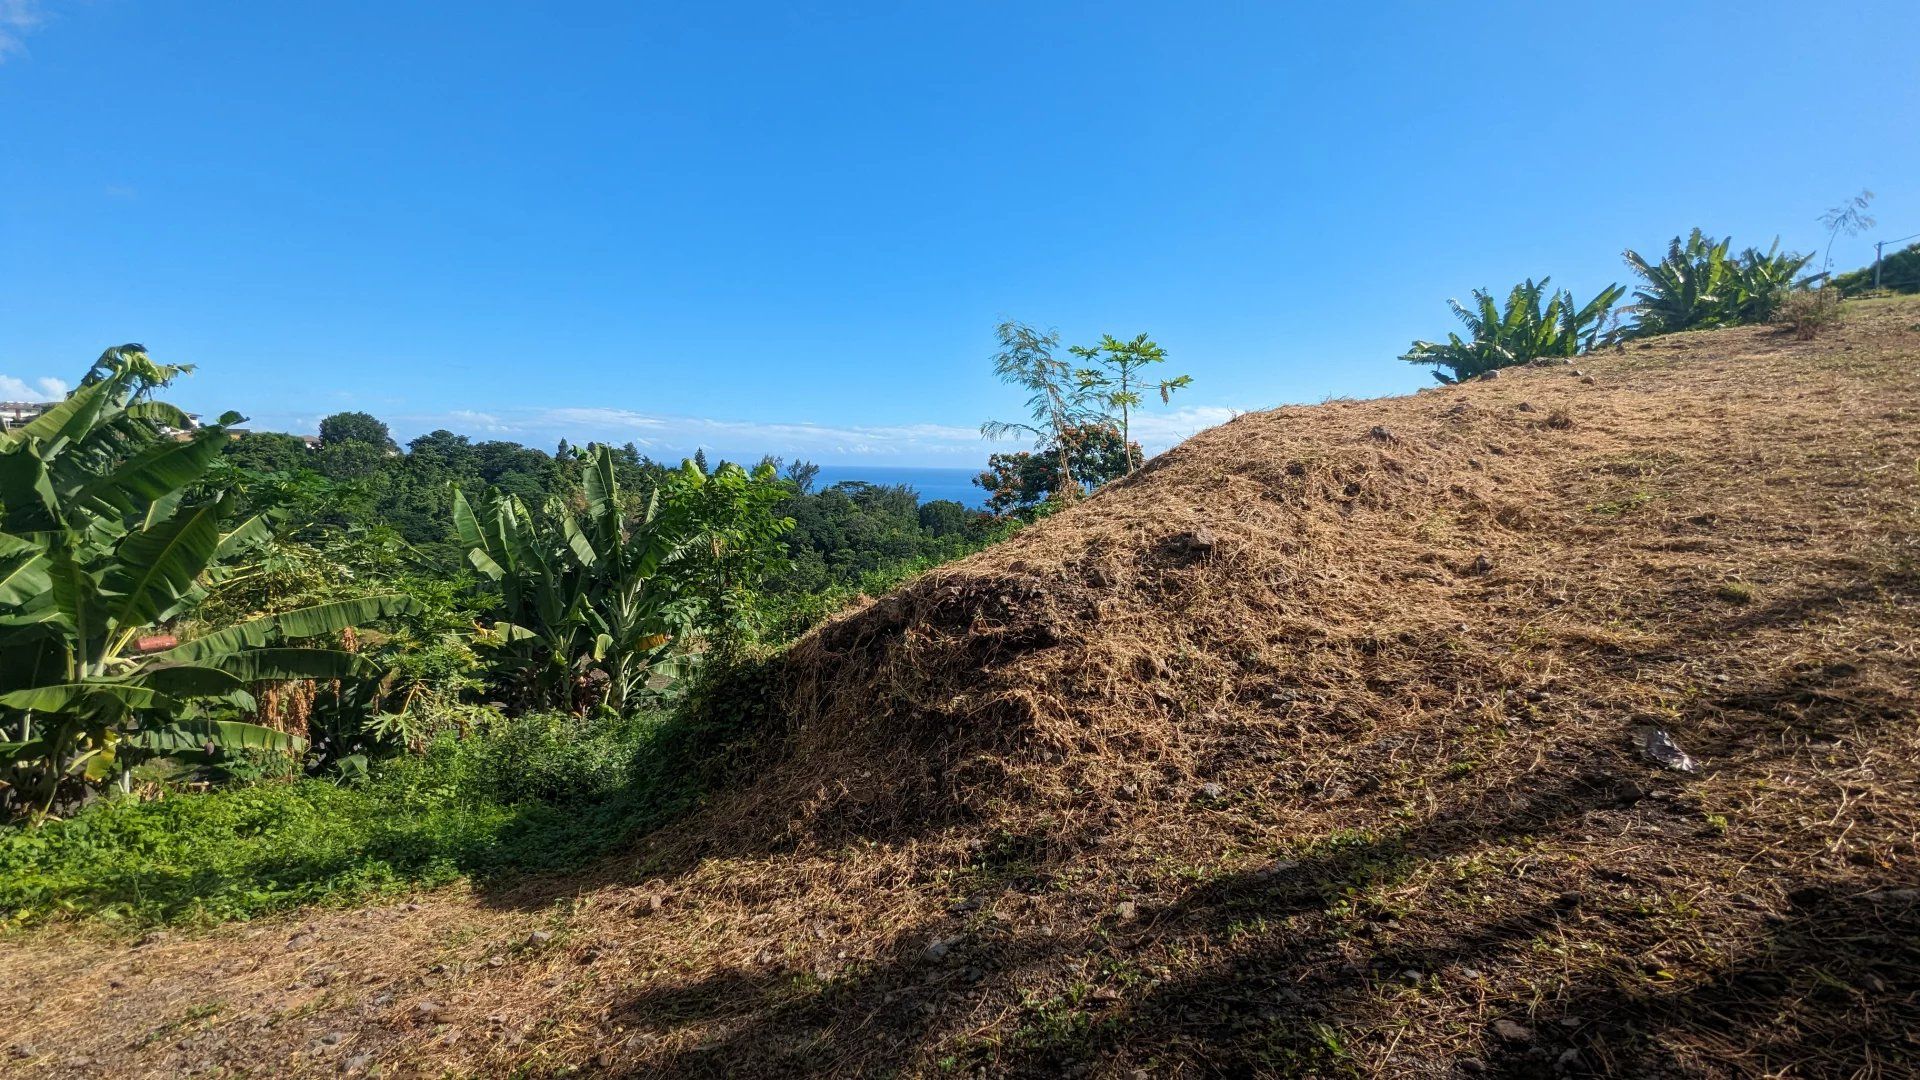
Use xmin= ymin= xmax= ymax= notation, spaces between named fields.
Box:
xmin=1620 ymin=229 xmax=1812 ymax=336
xmin=0 ymin=348 xmax=419 ymax=819
xmin=979 ymin=320 xmax=1188 ymax=505
xmin=1401 ymin=278 xmax=1627 ymax=383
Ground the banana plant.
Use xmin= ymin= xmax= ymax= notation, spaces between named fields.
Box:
xmin=1622 ymin=230 xmax=1812 ymax=336
xmin=0 ymin=346 xmax=418 ymax=817
xmin=455 ymin=446 xmax=790 ymax=713
xmin=1401 ymin=278 xmax=1626 ymax=384
xmin=455 ymin=445 xmax=691 ymax=713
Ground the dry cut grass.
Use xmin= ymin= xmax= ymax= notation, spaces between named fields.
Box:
xmin=2 ymin=297 xmax=1918 ymax=1078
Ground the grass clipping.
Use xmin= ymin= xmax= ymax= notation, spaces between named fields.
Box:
xmin=4 ymin=298 xmax=1919 ymax=1078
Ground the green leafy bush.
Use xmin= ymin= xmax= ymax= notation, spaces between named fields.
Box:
xmin=0 ymin=705 xmax=723 ymax=928
xmin=454 ymin=710 xmax=647 ymax=806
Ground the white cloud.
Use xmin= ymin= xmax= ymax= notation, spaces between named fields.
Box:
xmin=1126 ymin=405 xmax=1240 ymax=447
xmin=234 ymin=400 xmax=1248 ymax=466
xmin=0 ymin=1 xmax=45 ymax=61
xmin=0 ymin=373 xmax=69 ymax=401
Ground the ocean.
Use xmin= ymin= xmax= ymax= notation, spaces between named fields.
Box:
xmin=811 ymin=464 xmax=989 ymax=509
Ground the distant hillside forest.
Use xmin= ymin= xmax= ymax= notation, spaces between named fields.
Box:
xmin=223 ymin=414 xmax=998 ymax=599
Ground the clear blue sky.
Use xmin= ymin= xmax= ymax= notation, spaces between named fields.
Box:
xmin=3 ymin=2 xmax=1916 ymax=466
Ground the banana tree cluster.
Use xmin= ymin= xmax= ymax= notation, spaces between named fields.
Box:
xmin=0 ymin=347 xmax=417 ymax=817
xmin=455 ymin=446 xmax=790 ymax=714
xmin=1402 ymin=278 xmax=1628 ymax=384
xmin=1623 ymin=229 xmax=1813 ymax=336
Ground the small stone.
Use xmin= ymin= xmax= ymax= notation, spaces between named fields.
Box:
xmin=1197 ymin=782 xmax=1225 ymax=801
xmin=1168 ymin=527 xmax=1217 ymax=557
xmin=923 ymin=939 xmax=951 ymax=962
xmin=1399 ymin=969 xmax=1422 ymax=985
xmin=1458 ymin=967 xmax=1483 ymax=980
xmin=1492 ymin=1019 xmax=1533 ymax=1043
xmin=1114 ymin=901 xmax=1138 ymax=922
xmin=527 ymin=930 xmax=553 ymax=946
xmin=1458 ymin=1057 xmax=1486 ymax=1073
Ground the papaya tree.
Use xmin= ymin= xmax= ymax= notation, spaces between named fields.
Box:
xmin=0 ymin=346 xmax=417 ymax=818
xmin=1069 ymin=333 xmax=1189 ymax=475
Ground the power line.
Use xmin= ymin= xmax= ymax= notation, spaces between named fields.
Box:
xmin=1873 ymin=230 xmax=1920 ymax=291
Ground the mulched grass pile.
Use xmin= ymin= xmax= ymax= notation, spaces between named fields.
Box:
xmin=3 ymin=298 xmax=1916 ymax=1078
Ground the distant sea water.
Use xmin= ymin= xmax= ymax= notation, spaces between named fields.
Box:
xmin=811 ymin=464 xmax=989 ymax=509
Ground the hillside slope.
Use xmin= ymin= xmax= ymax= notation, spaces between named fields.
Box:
xmin=4 ymin=299 xmax=1917 ymax=1078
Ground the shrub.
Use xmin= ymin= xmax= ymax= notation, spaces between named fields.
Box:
xmin=1772 ymin=288 xmax=1845 ymax=340
xmin=453 ymin=710 xmax=647 ymax=806
xmin=0 ymin=704 xmax=719 ymax=928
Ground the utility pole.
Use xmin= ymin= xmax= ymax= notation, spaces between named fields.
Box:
xmin=1870 ymin=232 xmax=1920 ymax=293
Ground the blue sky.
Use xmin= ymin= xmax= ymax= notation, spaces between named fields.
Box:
xmin=3 ymin=2 xmax=1916 ymax=466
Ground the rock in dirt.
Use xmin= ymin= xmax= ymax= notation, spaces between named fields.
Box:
xmin=1165 ymin=527 xmax=1217 ymax=559
xmin=1196 ymin=782 xmax=1226 ymax=801
xmin=923 ymin=938 xmax=952 ymax=962
xmin=1491 ymin=1019 xmax=1533 ymax=1043
xmin=1634 ymin=726 xmax=1701 ymax=773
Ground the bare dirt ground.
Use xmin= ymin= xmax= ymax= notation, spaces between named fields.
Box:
xmin=4 ymin=299 xmax=1917 ymax=1078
